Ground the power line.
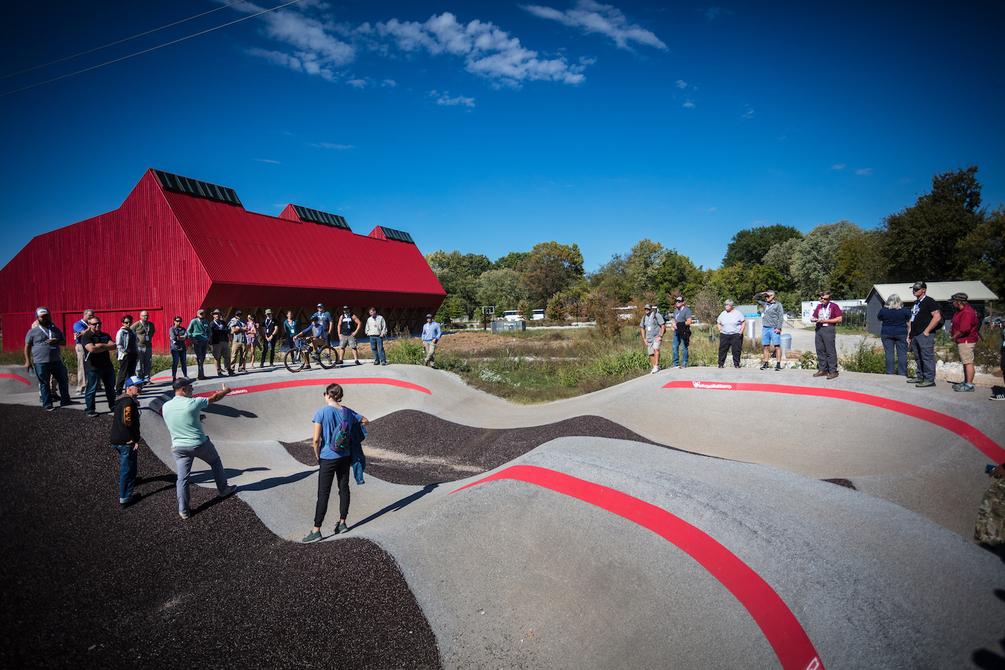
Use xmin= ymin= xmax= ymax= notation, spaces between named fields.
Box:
xmin=0 ymin=0 xmax=251 ymax=82
xmin=0 ymin=0 xmax=306 ymax=98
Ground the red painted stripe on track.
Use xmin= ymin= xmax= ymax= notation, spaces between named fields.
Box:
xmin=454 ymin=465 xmax=824 ymax=670
xmin=663 ymin=380 xmax=1005 ymax=462
xmin=191 ymin=377 xmax=431 ymax=398
xmin=1 ymin=373 xmax=31 ymax=385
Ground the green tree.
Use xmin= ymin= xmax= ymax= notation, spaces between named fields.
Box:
xmin=425 ymin=250 xmax=492 ymax=318
xmin=722 ymin=224 xmax=803 ymax=268
xmin=828 ymin=229 xmax=887 ymax=299
xmin=625 ymin=239 xmax=666 ymax=298
xmin=653 ymin=249 xmax=705 ymax=304
xmin=588 ymin=254 xmax=633 ymax=304
xmin=882 ymin=165 xmax=985 ymax=282
xmin=761 ymin=237 xmax=800 ymax=290
xmin=959 ymin=204 xmax=1005 ymax=297
xmin=518 ymin=241 xmax=585 ymax=305
xmin=707 ymin=263 xmax=786 ymax=303
xmin=476 ymin=268 xmax=527 ymax=312
xmin=791 ymin=221 xmax=863 ymax=299
xmin=493 ymin=251 xmax=530 ymax=271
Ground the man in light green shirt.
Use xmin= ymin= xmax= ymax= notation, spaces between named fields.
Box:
xmin=161 ymin=378 xmax=237 ymax=519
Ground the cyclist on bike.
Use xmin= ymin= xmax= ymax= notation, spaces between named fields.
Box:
xmin=294 ymin=316 xmax=327 ymax=370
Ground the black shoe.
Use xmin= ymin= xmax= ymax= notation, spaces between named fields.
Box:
xmin=197 ymin=374 xmax=208 ymax=380
xmin=120 ymin=493 xmax=141 ymax=509
xmin=760 ymin=362 xmax=770 ymax=370
xmin=354 ymin=360 xmax=362 ymax=366
xmin=775 ymin=363 xmax=782 ymax=371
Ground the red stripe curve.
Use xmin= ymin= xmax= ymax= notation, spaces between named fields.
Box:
xmin=454 ymin=465 xmax=824 ymax=670
xmin=1 ymin=373 xmax=31 ymax=385
xmin=192 ymin=377 xmax=431 ymax=398
xmin=663 ymin=380 xmax=1005 ymax=462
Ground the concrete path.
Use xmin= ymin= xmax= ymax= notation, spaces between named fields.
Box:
xmin=3 ymin=361 xmax=1004 ymax=669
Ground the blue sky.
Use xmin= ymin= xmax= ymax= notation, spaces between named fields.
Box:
xmin=1 ymin=0 xmax=1002 ymax=274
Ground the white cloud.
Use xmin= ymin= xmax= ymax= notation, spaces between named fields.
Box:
xmin=382 ymin=79 xmax=397 ymax=87
xmin=523 ymin=1 xmax=666 ymax=50
xmin=830 ymin=164 xmax=846 ymax=170
xmin=347 ymin=78 xmax=367 ymax=88
xmin=700 ymin=7 xmax=733 ymax=21
xmin=741 ymin=107 xmax=754 ymax=119
xmin=676 ymin=79 xmax=687 ymax=88
xmin=429 ymin=90 xmax=475 ymax=107
xmin=255 ymin=158 xmax=281 ymax=164
xmin=682 ymin=100 xmax=694 ymax=108
xmin=311 ymin=143 xmax=355 ymax=150
xmin=856 ymin=168 xmax=874 ymax=175
xmin=378 ymin=13 xmax=587 ymax=87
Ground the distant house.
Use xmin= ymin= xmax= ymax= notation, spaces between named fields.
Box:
xmin=864 ymin=281 xmax=998 ymax=336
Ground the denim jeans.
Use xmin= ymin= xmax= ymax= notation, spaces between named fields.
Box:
xmin=136 ymin=347 xmax=152 ymax=380
xmin=172 ymin=439 xmax=230 ymax=514
xmin=671 ymin=331 xmax=689 ymax=367
xmin=192 ymin=340 xmax=208 ymax=376
xmin=882 ymin=333 xmax=908 ymax=375
xmin=171 ymin=349 xmax=188 ymax=378
xmin=85 ymin=367 xmax=116 ymax=414
xmin=34 ymin=360 xmax=70 ymax=409
xmin=369 ymin=336 xmax=386 ymax=364
xmin=113 ymin=443 xmax=138 ymax=501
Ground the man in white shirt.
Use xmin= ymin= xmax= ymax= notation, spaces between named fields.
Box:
xmin=365 ymin=307 xmax=389 ymax=366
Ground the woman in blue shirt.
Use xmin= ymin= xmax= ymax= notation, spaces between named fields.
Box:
xmin=302 ymin=383 xmax=369 ymax=543
xmin=877 ymin=294 xmax=911 ymax=375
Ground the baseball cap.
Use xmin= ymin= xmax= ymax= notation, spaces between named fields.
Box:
xmin=35 ymin=307 xmax=49 ymax=316
xmin=426 ymin=313 xmax=433 ymax=318
xmin=912 ymin=281 xmax=927 ymax=290
xmin=343 ymin=305 xmax=350 ymax=310
xmin=950 ymin=292 xmax=968 ymax=301
xmin=235 ymin=310 xmax=242 ymax=316
xmin=197 ymin=309 xmax=206 ymax=316
xmin=173 ymin=377 xmax=194 ymax=390
xmin=265 ymin=308 xmax=272 ymax=314
xmin=212 ymin=308 xmax=221 ymax=314
xmin=125 ymin=375 xmax=146 ymax=388
xmin=317 ymin=303 xmax=323 ymax=308
xmin=674 ymin=297 xmax=684 ymax=302
xmin=644 ymin=304 xmax=652 ymax=309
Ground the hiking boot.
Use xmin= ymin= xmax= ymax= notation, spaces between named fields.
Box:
xmin=827 ymin=372 xmax=839 ymax=380
xmin=218 ymin=485 xmax=237 ymax=498
xmin=301 ymin=530 xmax=322 ymax=543
xmin=760 ymin=362 xmax=771 ymax=370
xmin=915 ymin=380 xmax=935 ymax=388
xmin=813 ymin=371 xmax=827 ymax=377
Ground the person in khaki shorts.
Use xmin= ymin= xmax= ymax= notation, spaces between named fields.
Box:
xmin=950 ymin=292 xmax=979 ymax=392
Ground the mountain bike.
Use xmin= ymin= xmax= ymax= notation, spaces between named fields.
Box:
xmin=284 ymin=338 xmax=337 ymax=372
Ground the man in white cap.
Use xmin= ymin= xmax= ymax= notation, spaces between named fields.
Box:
xmin=24 ymin=307 xmax=72 ymax=410
xmin=639 ymin=303 xmax=665 ymax=374
xmin=161 ymin=378 xmax=237 ymax=519
xmin=314 ymin=303 xmax=333 ymax=347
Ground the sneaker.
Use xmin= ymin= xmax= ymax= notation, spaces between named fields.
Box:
xmin=218 ymin=484 xmax=237 ymax=498
xmin=85 ymin=412 xmax=98 ymax=418
xmin=354 ymin=360 xmax=362 ymax=366
xmin=813 ymin=371 xmax=827 ymax=377
xmin=180 ymin=510 xmax=191 ymax=520
xmin=951 ymin=382 xmax=962 ymax=391
xmin=906 ymin=377 xmax=921 ymax=383
xmin=717 ymin=364 xmax=724 ymax=368
xmin=301 ymin=530 xmax=322 ymax=543
xmin=337 ymin=521 xmax=348 ymax=534
xmin=827 ymin=372 xmax=839 ymax=380
xmin=775 ymin=363 xmax=782 ymax=371
xmin=373 ymin=361 xmax=380 ymax=365
xmin=44 ymin=406 xmax=54 ymax=411
xmin=382 ymin=361 xmax=389 ymax=366
xmin=650 ymin=365 xmax=659 ymax=374
xmin=119 ymin=493 xmax=141 ymax=509
xmin=959 ymin=383 xmax=975 ymax=392
xmin=760 ymin=362 xmax=771 ymax=370
xmin=915 ymin=380 xmax=935 ymax=388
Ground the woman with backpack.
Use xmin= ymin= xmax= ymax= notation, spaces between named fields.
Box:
xmin=302 ymin=383 xmax=369 ymax=543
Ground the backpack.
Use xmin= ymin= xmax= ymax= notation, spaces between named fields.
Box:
xmin=328 ymin=407 xmax=352 ymax=456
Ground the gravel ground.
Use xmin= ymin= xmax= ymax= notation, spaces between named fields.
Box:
xmin=282 ymin=410 xmax=689 ymax=486
xmin=0 ymin=404 xmax=440 ymax=670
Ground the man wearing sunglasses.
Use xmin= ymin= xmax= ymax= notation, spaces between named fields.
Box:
xmin=80 ymin=317 xmax=117 ymax=417
xmin=907 ymin=281 xmax=942 ymax=388
xmin=811 ymin=291 xmax=842 ymax=379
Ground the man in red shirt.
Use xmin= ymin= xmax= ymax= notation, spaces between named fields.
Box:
xmin=949 ymin=292 xmax=979 ymax=392
xmin=811 ymin=291 xmax=843 ymax=379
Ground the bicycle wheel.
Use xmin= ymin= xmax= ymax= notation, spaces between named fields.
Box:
xmin=284 ymin=348 xmax=305 ymax=373
xmin=317 ymin=346 xmax=338 ymax=369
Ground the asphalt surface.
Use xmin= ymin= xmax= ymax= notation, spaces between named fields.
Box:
xmin=4 ymin=361 xmax=1005 ymax=669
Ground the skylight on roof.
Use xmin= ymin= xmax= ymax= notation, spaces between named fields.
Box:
xmin=292 ymin=205 xmax=351 ymax=230
xmin=153 ymin=170 xmax=241 ymax=206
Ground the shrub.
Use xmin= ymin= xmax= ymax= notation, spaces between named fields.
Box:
xmin=842 ymin=340 xmax=887 ymax=374
xmin=386 ymin=338 xmax=424 ymax=365
xmin=975 ymin=325 xmax=1003 ymax=373
xmin=583 ymin=289 xmax=623 ymax=340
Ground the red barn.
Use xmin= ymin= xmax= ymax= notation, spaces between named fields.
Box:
xmin=0 ymin=169 xmax=445 ymax=352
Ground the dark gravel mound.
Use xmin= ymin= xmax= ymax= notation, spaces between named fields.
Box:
xmin=0 ymin=404 xmax=440 ymax=670
xmin=282 ymin=410 xmax=682 ymax=486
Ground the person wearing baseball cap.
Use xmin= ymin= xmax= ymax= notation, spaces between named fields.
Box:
xmin=187 ymin=308 xmax=211 ymax=380
xmin=110 ymin=376 xmax=146 ymax=508
xmin=313 ymin=303 xmax=333 ymax=347
xmin=24 ymin=306 xmax=72 ymax=410
xmin=640 ymin=303 xmax=665 ymax=374
xmin=161 ymin=378 xmax=237 ymax=519
xmin=421 ymin=313 xmax=442 ymax=368
xmin=949 ymin=292 xmax=979 ymax=392
xmin=907 ymin=281 xmax=942 ymax=388
xmin=209 ymin=309 xmax=233 ymax=377
xmin=261 ymin=309 xmax=279 ymax=367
